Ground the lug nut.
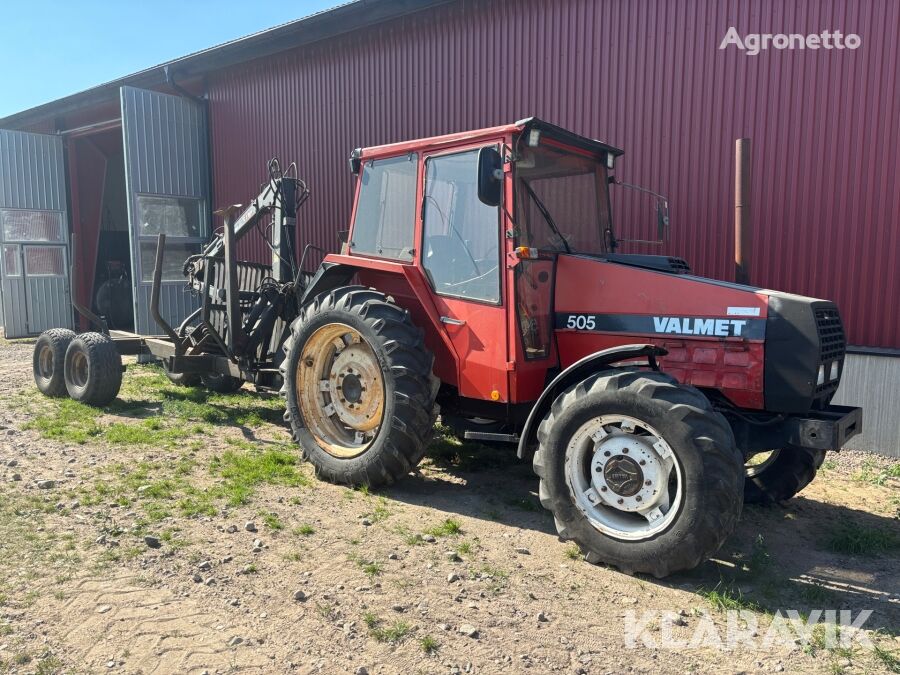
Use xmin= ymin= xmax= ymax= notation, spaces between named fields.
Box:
xmin=603 ymin=450 xmax=611 ymax=457
xmin=617 ymin=498 xmax=624 ymax=505
xmin=635 ymin=496 xmax=642 ymax=502
xmin=645 ymin=480 xmax=652 ymax=486
xmin=600 ymin=486 xmax=607 ymax=492
xmin=595 ymin=466 xmax=602 ymax=473
xmin=639 ymin=460 xmax=646 ymax=466
xmin=622 ymin=448 xmax=629 ymax=454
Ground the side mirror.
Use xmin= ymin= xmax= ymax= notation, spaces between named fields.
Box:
xmin=477 ymin=147 xmax=503 ymax=207
xmin=656 ymin=200 xmax=670 ymax=241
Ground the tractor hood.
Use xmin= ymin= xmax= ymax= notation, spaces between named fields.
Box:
xmin=552 ymin=254 xmax=846 ymax=413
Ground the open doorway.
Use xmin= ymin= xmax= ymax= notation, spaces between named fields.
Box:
xmin=68 ymin=126 xmax=134 ymax=330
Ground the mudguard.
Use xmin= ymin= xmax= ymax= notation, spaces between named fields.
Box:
xmin=516 ymin=343 xmax=668 ymax=458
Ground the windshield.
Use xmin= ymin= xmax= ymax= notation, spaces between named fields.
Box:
xmin=514 ymin=144 xmax=612 ymax=254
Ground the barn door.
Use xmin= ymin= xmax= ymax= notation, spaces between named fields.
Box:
xmin=120 ymin=86 xmax=210 ymax=335
xmin=0 ymin=129 xmax=72 ymax=338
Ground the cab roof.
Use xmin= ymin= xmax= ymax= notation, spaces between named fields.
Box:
xmin=354 ymin=117 xmax=624 ymax=163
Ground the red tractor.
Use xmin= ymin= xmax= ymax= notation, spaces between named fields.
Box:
xmin=34 ymin=119 xmax=861 ymax=577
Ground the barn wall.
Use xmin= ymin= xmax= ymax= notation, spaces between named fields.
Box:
xmin=203 ymin=0 xmax=898 ymax=350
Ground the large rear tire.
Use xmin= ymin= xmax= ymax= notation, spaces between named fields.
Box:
xmin=534 ymin=368 xmax=744 ymax=578
xmin=743 ymin=446 xmax=826 ymax=504
xmin=281 ymin=286 xmax=437 ymax=487
xmin=63 ymin=332 xmax=123 ymax=406
xmin=33 ymin=328 xmax=76 ymax=397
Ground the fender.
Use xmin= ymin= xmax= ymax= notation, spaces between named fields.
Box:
xmin=516 ymin=343 xmax=668 ymax=459
xmin=300 ymin=261 xmax=358 ymax=305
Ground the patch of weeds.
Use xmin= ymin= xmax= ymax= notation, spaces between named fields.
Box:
xmin=355 ymin=485 xmax=371 ymax=497
xmin=369 ymin=619 xmax=412 ymax=644
xmin=796 ymin=580 xmax=835 ymax=605
xmin=564 ymin=544 xmax=582 ymax=560
xmin=261 ymin=512 xmax=284 ymax=530
xmin=742 ymin=534 xmax=771 ymax=576
xmin=34 ymin=653 xmax=63 ymax=675
xmin=821 ymin=459 xmax=837 ymax=471
xmin=243 ymin=563 xmax=258 ymax=574
xmin=362 ymin=611 xmax=379 ymax=629
xmin=698 ymin=582 xmax=760 ymax=612
xmin=364 ymin=498 xmax=391 ymax=523
xmin=361 ymin=561 xmax=383 ymax=578
xmin=284 ymin=551 xmax=303 ymax=562
xmin=823 ymin=520 xmax=898 ymax=555
xmin=419 ymin=634 xmax=440 ymax=653
xmin=426 ymin=518 xmax=462 ymax=537
xmin=455 ymin=540 xmax=475 ymax=556
xmin=12 ymin=653 xmax=32 ymax=665
xmin=873 ymin=644 xmax=900 ymax=673
xmin=425 ymin=425 xmax=515 ymax=472
xmin=475 ymin=564 xmax=509 ymax=593
xmin=317 ymin=602 xmax=338 ymax=621
xmin=852 ymin=460 xmax=900 ymax=486
xmin=293 ymin=524 xmax=315 ymax=536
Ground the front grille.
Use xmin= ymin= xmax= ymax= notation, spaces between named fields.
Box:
xmin=814 ymin=307 xmax=845 ymax=395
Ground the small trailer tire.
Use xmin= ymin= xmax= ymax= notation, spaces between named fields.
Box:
xmin=64 ymin=332 xmax=123 ymax=406
xmin=33 ymin=328 xmax=76 ymax=397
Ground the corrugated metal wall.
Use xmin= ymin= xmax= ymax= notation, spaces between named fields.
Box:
xmin=208 ymin=0 xmax=899 ymax=349
xmin=833 ymin=353 xmax=900 ymax=457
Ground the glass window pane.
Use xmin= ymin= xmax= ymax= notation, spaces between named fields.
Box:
xmin=24 ymin=246 xmax=65 ymax=276
xmin=140 ymin=241 xmax=200 ymax=281
xmin=3 ymin=245 xmax=20 ymax=276
xmin=136 ymin=195 xmax=204 ymax=238
xmin=422 ymin=149 xmax=500 ymax=303
xmin=0 ymin=209 xmax=64 ymax=242
xmin=350 ymin=154 xmax=417 ymax=261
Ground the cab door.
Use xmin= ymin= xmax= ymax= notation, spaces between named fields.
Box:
xmin=420 ymin=147 xmax=509 ymax=402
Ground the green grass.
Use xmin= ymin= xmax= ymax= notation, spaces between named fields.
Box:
xmin=293 ymin=524 xmax=315 ymax=536
xmin=261 ymin=512 xmax=284 ymax=530
xmin=823 ymin=521 xmax=898 ymax=555
xmin=698 ymin=583 xmax=761 ymax=612
xmin=852 ymin=460 xmax=900 ymax=486
xmin=419 ymin=634 xmax=439 ymax=653
xmin=22 ymin=364 xmax=285 ymax=447
xmin=425 ymin=518 xmax=462 ymax=537
xmin=364 ymin=614 xmax=412 ymax=643
xmin=564 ymin=544 xmax=582 ymax=560
xmin=873 ymin=644 xmax=900 ymax=673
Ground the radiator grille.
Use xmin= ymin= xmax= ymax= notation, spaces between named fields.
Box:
xmin=815 ymin=307 xmax=845 ymax=395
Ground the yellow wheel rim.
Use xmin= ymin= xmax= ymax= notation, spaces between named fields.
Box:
xmin=296 ymin=323 xmax=384 ymax=458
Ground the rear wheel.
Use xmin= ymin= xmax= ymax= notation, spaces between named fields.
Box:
xmin=743 ymin=446 xmax=826 ymax=504
xmin=281 ymin=286 xmax=437 ymax=487
xmin=63 ymin=332 xmax=122 ymax=406
xmin=33 ymin=328 xmax=76 ymax=397
xmin=534 ymin=369 xmax=744 ymax=577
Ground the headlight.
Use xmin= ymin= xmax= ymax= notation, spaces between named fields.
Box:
xmin=829 ymin=361 xmax=840 ymax=381
xmin=817 ymin=365 xmax=825 ymax=386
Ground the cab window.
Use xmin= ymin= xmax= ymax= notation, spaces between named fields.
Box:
xmin=350 ymin=153 xmax=418 ymax=261
xmin=422 ymin=149 xmax=500 ymax=303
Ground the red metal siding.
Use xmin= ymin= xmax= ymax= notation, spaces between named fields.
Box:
xmin=208 ymin=0 xmax=900 ymax=349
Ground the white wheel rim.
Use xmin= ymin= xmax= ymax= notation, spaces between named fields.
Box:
xmin=565 ymin=414 xmax=683 ymax=541
xmin=745 ymin=448 xmax=781 ymax=477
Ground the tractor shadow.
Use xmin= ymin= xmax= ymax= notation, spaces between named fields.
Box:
xmin=386 ymin=438 xmax=900 ymax=633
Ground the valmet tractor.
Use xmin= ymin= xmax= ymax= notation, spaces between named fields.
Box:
xmin=33 ymin=119 xmax=861 ymax=577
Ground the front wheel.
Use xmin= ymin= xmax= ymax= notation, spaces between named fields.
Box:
xmin=534 ymin=369 xmax=744 ymax=578
xmin=281 ymin=286 xmax=438 ymax=487
xmin=743 ymin=446 xmax=826 ymax=504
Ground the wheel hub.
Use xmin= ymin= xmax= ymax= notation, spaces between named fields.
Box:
xmin=566 ymin=414 xmax=681 ymax=540
xmin=296 ymin=323 xmax=385 ymax=458
xmin=602 ymin=455 xmax=644 ymax=497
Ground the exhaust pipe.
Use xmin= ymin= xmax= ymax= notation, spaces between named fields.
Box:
xmin=734 ymin=138 xmax=752 ymax=285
